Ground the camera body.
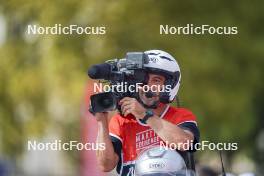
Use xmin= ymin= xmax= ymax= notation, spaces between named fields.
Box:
xmin=88 ymin=52 xmax=149 ymax=113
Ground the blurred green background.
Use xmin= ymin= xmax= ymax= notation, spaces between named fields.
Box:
xmin=0 ymin=0 xmax=263 ymax=175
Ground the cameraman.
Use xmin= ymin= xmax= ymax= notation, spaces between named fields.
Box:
xmin=95 ymin=50 xmax=200 ymax=176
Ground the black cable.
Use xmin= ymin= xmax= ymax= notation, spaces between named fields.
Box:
xmin=219 ymin=151 xmax=226 ymax=176
xmin=176 ymin=95 xmax=181 ymax=107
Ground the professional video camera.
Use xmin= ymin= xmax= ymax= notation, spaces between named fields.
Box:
xmin=87 ymin=52 xmax=149 ymax=113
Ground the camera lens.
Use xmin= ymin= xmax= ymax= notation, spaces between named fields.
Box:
xmin=90 ymin=92 xmax=117 ymax=112
xmin=100 ymin=96 xmax=113 ymax=108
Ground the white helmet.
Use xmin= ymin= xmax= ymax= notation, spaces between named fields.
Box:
xmin=135 ymin=146 xmax=187 ymax=176
xmin=144 ymin=50 xmax=181 ymax=103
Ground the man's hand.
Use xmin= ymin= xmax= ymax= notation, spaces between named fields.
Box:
xmin=94 ymin=111 xmax=119 ymax=172
xmin=119 ymin=97 xmax=146 ymax=119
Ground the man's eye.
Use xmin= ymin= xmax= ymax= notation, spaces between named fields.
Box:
xmin=153 ymin=79 xmax=161 ymax=83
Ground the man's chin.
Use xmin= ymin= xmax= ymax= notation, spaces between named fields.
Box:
xmin=139 ymin=92 xmax=160 ymax=108
xmin=141 ymin=98 xmax=159 ymax=108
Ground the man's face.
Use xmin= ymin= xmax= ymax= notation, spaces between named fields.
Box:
xmin=139 ymin=73 xmax=166 ymax=107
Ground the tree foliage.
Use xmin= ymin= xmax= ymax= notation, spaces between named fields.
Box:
xmin=0 ymin=0 xmax=263 ymax=173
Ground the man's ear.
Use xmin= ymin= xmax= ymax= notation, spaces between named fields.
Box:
xmin=183 ymin=130 xmax=195 ymax=141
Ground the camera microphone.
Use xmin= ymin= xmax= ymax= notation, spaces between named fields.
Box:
xmin=88 ymin=63 xmax=111 ymax=79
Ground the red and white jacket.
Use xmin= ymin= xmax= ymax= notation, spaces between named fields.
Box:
xmin=109 ymin=106 xmax=199 ymax=176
